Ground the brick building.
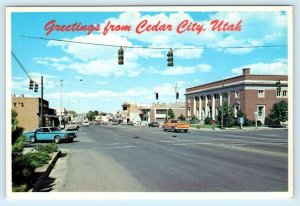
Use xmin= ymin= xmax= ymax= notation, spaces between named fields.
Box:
xmin=12 ymin=96 xmax=59 ymax=131
xmin=185 ymin=68 xmax=288 ymax=124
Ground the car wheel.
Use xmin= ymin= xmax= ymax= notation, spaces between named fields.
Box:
xmin=69 ymin=138 xmax=74 ymax=143
xmin=184 ymin=130 xmax=188 ymax=133
xmin=172 ymin=127 xmax=176 ymax=132
xmin=30 ymin=136 xmax=36 ymax=143
xmin=54 ymin=136 xmax=61 ymax=144
xmin=163 ymin=127 xmax=166 ymax=131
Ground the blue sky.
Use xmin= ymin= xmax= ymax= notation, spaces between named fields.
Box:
xmin=11 ymin=10 xmax=288 ymax=113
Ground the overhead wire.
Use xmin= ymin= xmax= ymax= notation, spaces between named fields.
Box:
xmin=20 ymin=35 xmax=287 ymax=50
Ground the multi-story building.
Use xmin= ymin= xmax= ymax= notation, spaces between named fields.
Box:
xmin=121 ymin=102 xmax=186 ymax=124
xmin=12 ymin=95 xmax=58 ymax=131
xmin=185 ymin=68 xmax=288 ymax=124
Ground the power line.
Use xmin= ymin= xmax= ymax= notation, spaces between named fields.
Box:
xmin=11 ymin=51 xmax=32 ymax=79
xmin=20 ymin=35 xmax=287 ymax=50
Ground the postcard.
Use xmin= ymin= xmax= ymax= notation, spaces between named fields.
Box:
xmin=6 ymin=6 xmax=293 ymax=199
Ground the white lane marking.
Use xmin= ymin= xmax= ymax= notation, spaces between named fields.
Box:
xmin=158 ymin=140 xmax=195 ymax=143
xmin=102 ymin=143 xmax=129 ymax=146
xmin=159 ymin=140 xmax=174 ymax=143
xmin=172 ymin=142 xmax=287 ymax=157
xmin=102 ymin=145 xmax=138 ymax=149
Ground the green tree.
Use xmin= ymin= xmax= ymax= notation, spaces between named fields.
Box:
xmin=86 ymin=111 xmax=95 ymax=121
xmin=216 ymin=101 xmax=235 ymax=127
xmin=94 ymin=110 xmax=99 ymax=116
xmin=168 ymin=108 xmax=175 ymax=119
xmin=268 ymin=100 xmax=288 ymax=125
xmin=179 ymin=114 xmax=186 ymax=121
xmin=68 ymin=110 xmax=77 ymax=118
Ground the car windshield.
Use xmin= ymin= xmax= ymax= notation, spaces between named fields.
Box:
xmin=49 ymin=127 xmax=61 ymax=131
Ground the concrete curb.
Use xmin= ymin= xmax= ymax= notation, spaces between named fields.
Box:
xmin=189 ymin=127 xmax=288 ymax=132
xmin=32 ymin=150 xmax=62 ymax=192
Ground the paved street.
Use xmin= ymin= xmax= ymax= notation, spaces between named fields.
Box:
xmin=39 ymin=125 xmax=288 ymax=192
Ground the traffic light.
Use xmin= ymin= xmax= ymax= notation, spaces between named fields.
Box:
xmin=34 ymin=83 xmax=38 ymax=92
xmin=276 ymin=80 xmax=281 ymax=91
xmin=118 ymin=47 xmax=124 ymax=65
xmin=176 ymin=92 xmax=179 ymax=99
xmin=155 ymin=92 xmax=159 ymax=100
xmin=29 ymin=80 xmax=34 ymax=90
xmin=167 ymin=49 xmax=173 ymax=66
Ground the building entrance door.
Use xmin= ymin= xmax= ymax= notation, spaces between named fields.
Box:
xmin=257 ymin=105 xmax=265 ymax=124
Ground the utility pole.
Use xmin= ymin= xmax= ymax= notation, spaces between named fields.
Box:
xmin=40 ymin=76 xmax=44 ymax=127
xmin=221 ymin=81 xmax=224 ymax=130
xmin=60 ymin=79 xmax=63 ymax=128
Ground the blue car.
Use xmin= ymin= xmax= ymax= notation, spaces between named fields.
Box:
xmin=24 ymin=127 xmax=77 ymax=143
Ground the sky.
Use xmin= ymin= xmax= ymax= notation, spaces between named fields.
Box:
xmin=10 ymin=9 xmax=288 ymax=113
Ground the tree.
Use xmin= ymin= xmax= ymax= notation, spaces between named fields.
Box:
xmin=68 ymin=110 xmax=77 ymax=118
xmin=179 ymin=114 xmax=185 ymax=121
xmin=86 ymin=111 xmax=95 ymax=121
xmin=268 ymin=100 xmax=288 ymax=125
xmin=94 ymin=110 xmax=99 ymax=116
xmin=216 ymin=101 xmax=235 ymax=127
xmin=168 ymin=108 xmax=175 ymax=119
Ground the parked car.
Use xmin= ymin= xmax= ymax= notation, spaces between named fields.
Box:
xmin=23 ymin=127 xmax=77 ymax=143
xmin=127 ymin=121 xmax=134 ymax=126
xmin=82 ymin=121 xmax=89 ymax=127
xmin=66 ymin=122 xmax=78 ymax=131
xmin=94 ymin=121 xmax=101 ymax=125
xmin=121 ymin=122 xmax=127 ymax=125
xmin=102 ymin=121 xmax=108 ymax=125
xmin=148 ymin=121 xmax=160 ymax=127
xmin=112 ymin=121 xmax=118 ymax=125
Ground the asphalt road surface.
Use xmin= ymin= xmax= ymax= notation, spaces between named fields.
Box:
xmin=42 ymin=125 xmax=288 ymax=192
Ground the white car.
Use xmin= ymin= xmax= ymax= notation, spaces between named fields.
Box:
xmin=66 ymin=122 xmax=78 ymax=131
xmin=82 ymin=121 xmax=89 ymax=127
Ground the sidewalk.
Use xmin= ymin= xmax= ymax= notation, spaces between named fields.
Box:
xmin=189 ymin=126 xmax=288 ymax=132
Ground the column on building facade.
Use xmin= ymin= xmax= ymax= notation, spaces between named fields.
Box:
xmin=212 ymin=94 xmax=215 ymax=120
xmin=193 ymin=97 xmax=196 ymax=117
xmin=198 ymin=96 xmax=202 ymax=120
xmin=220 ymin=93 xmax=223 ymax=107
xmin=205 ymin=95 xmax=208 ymax=118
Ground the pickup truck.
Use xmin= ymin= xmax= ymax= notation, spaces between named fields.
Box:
xmin=24 ymin=127 xmax=77 ymax=143
xmin=163 ymin=119 xmax=190 ymax=132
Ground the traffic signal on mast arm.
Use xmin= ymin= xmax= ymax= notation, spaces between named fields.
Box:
xmin=118 ymin=47 xmax=124 ymax=65
xmin=167 ymin=49 xmax=173 ymax=66
xmin=34 ymin=82 xmax=38 ymax=92
xmin=176 ymin=92 xmax=179 ymax=99
xmin=29 ymin=79 xmax=34 ymax=90
xmin=155 ymin=92 xmax=159 ymax=100
xmin=276 ymin=80 xmax=281 ymax=91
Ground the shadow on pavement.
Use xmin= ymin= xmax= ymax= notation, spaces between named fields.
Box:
xmin=36 ymin=152 xmax=68 ymax=192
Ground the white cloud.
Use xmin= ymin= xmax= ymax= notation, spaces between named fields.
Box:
xmin=66 ymin=58 xmax=143 ymax=77
xmin=45 ymin=81 xmax=186 ymax=104
xmin=161 ymin=64 xmax=211 ymax=75
xmin=231 ymin=61 xmax=288 ymax=75
xmin=96 ymin=81 xmax=108 ymax=85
